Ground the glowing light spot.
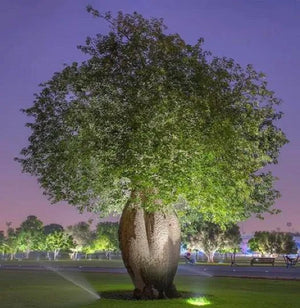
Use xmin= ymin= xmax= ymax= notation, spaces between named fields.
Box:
xmin=186 ymin=297 xmax=211 ymax=306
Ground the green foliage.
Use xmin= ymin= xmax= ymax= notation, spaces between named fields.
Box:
xmin=66 ymin=221 xmax=95 ymax=255
xmin=45 ymin=231 xmax=74 ymax=259
xmin=183 ymin=217 xmax=241 ymax=261
xmin=248 ymin=231 xmax=298 ymax=256
xmin=95 ymin=222 xmax=119 ymax=251
xmin=16 ymin=216 xmax=45 ymax=254
xmin=0 ymin=230 xmax=5 ymax=254
xmin=4 ymin=224 xmax=19 ymax=258
xmin=87 ymin=235 xmax=114 ymax=254
xmin=43 ymin=224 xmax=64 ymax=235
xmin=0 ymin=218 xmax=100 ymax=259
xmin=19 ymin=215 xmax=43 ymax=232
xmin=17 ymin=9 xmax=287 ymax=225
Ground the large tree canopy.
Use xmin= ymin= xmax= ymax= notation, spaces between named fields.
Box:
xmin=17 ymin=8 xmax=287 ymax=225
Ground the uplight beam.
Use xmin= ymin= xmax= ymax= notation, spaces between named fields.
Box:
xmin=186 ymin=296 xmax=211 ymax=306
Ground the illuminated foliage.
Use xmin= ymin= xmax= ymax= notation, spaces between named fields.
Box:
xmin=87 ymin=236 xmax=113 ymax=254
xmin=0 ymin=231 xmax=5 ymax=255
xmin=17 ymin=9 xmax=287 ymax=225
xmin=4 ymin=223 xmax=19 ymax=259
xmin=248 ymin=231 xmax=297 ymax=256
xmin=16 ymin=215 xmax=45 ymax=257
xmin=95 ymin=222 xmax=119 ymax=250
xmin=66 ymin=221 xmax=95 ymax=259
xmin=45 ymin=231 xmax=74 ymax=260
xmin=183 ymin=217 xmax=241 ymax=262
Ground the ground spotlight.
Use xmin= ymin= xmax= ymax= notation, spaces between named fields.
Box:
xmin=186 ymin=296 xmax=211 ymax=306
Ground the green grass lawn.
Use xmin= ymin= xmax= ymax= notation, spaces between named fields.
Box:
xmin=0 ymin=269 xmax=299 ymax=308
xmin=0 ymin=259 xmax=125 ymax=268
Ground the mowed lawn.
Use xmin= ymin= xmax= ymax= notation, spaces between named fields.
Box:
xmin=0 ymin=269 xmax=299 ymax=308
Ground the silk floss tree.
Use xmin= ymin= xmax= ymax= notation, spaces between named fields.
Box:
xmin=17 ymin=7 xmax=287 ymax=299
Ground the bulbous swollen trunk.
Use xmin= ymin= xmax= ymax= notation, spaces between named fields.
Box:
xmin=119 ymin=204 xmax=181 ymax=299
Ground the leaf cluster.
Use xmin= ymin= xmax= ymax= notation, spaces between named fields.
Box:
xmin=248 ymin=231 xmax=297 ymax=255
xmin=182 ymin=215 xmax=241 ymax=256
xmin=17 ymin=9 xmax=287 ymax=224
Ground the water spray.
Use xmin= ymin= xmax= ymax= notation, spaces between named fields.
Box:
xmin=44 ymin=265 xmax=100 ymax=300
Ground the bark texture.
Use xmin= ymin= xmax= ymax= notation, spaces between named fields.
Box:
xmin=119 ymin=204 xmax=181 ymax=299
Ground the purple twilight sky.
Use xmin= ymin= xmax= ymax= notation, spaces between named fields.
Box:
xmin=0 ymin=0 xmax=299 ymax=234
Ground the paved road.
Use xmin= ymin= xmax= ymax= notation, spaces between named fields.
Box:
xmin=1 ymin=263 xmax=299 ymax=280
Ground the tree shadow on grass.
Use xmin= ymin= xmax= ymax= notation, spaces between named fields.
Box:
xmin=100 ymin=290 xmax=212 ymax=301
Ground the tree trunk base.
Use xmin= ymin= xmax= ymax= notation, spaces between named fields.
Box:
xmin=133 ymin=283 xmax=181 ymax=300
xmin=119 ymin=204 xmax=181 ymax=300
xmin=165 ymin=283 xmax=181 ymax=298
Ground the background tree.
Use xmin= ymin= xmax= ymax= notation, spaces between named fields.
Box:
xmin=43 ymin=224 xmax=65 ymax=259
xmin=183 ymin=218 xmax=241 ymax=263
xmin=86 ymin=222 xmax=120 ymax=259
xmin=85 ymin=236 xmax=113 ymax=257
xmin=248 ymin=231 xmax=297 ymax=256
xmin=5 ymin=223 xmax=19 ymax=260
xmin=43 ymin=224 xmax=64 ymax=235
xmin=16 ymin=215 xmax=44 ymax=258
xmin=0 ymin=230 xmax=5 ymax=257
xmin=66 ymin=221 xmax=95 ymax=259
xmin=17 ymin=8 xmax=287 ymax=299
xmin=96 ymin=222 xmax=119 ymax=255
xmin=45 ymin=230 xmax=74 ymax=260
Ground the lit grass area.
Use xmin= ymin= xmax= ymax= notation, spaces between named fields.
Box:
xmin=0 ymin=270 xmax=299 ymax=308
